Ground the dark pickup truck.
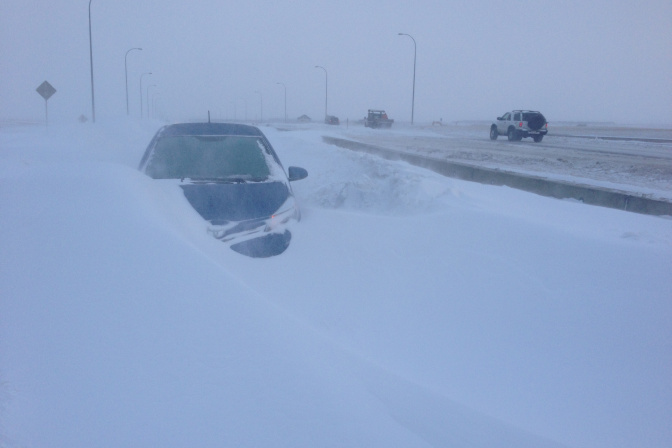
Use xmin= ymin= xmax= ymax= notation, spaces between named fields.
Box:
xmin=364 ymin=109 xmax=394 ymax=128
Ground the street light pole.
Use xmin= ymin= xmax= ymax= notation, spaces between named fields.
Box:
xmin=140 ymin=72 xmax=152 ymax=118
xmin=254 ymin=91 xmax=263 ymax=122
xmin=88 ymin=0 xmax=95 ymax=123
xmin=276 ymin=82 xmax=287 ymax=122
xmin=146 ymin=84 xmax=156 ymax=119
xmin=315 ymin=65 xmax=327 ymax=120
xmin=125 ymin=47 xmax=142 ymax=115
xmin=398 ymin=33 xmax=416 ymax=125
xmin=152 ymin=93 xmax=160 ymax=120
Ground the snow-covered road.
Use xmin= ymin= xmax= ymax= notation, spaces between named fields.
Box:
xmin=320 ymin=122 xmax=672 ymax=201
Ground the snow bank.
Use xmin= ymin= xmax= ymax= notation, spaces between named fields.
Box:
xmin=1 ymin=120 xmax=670 ymax=448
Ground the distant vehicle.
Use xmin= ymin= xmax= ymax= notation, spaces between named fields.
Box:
xmin=490 ymin=110 xmax=548 ymax=142
xmin=364 ymin=109 xmax=394 ymax=128
xmin=325 ymin=115 xmax=340 ymax=125
xmin=138 ymin=122 xmax=308 ymax=257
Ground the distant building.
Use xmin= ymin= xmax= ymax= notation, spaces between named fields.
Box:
xmin=297 ymin=114 xmax=311 ymax=122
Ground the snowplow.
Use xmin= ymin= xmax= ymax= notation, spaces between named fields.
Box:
xmin=364 ymin=109 xmax=394 ymax=128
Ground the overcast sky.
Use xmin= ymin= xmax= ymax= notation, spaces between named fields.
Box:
xmin=2 ymin=0 xmax=671 ymax=125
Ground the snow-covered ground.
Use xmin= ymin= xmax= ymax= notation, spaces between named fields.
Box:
xmin=1 ymin=119 xmax=671 ymax=448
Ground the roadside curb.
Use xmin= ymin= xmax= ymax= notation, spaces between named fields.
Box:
xmin=322 ymin=136 xmax=672 ymax=217
xmin=555 ymin=134 xmax=672 ymax=144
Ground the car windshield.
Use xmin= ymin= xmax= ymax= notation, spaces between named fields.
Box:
xmin=145 ymin=135 xmax=272 ymax=180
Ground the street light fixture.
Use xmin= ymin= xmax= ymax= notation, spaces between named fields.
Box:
xmin=254 ymin=91 xmax=263 ymax=122
xmin=125 ymin=47 xmax=142 ymax=115
xmin=398 ymin=33 xmax=417 ymax=125
xmin=140 ymin=72 xmax=152 ymax=117
xmin=88 ymin=0 xmax=95 ymax=123
xmin=315 ymin=65 xmax=328 ymax=120
xmin=276 ymin=82 xmax=287 ymax=123
xmin=146 ymin=84 xmax=157 ymax=119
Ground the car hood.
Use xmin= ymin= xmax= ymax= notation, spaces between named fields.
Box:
xmin=180 ymin=181 xmax=291 ymax=224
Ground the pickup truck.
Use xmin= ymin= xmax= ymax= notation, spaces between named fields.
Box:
xmin=364 ymin=109 xmax=394 ymax=128
xmin=490 ymin=110 xmax=548 ymax=142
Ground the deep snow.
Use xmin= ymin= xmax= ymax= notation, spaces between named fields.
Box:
xmin=1 ymin=119 xmax=671 ymax=448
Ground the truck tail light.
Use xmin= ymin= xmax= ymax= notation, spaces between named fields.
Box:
xmin=518 ymin=122 xmax=523 ymax=127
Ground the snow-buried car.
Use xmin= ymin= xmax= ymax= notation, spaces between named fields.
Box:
xmin=138 ymin=123 xmax=308 ymax=257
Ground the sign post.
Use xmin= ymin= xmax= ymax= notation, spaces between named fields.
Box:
xmin=36 ymin=81 xmax=57 ymax=127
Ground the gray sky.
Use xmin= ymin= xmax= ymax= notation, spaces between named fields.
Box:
xmin=2 ymin=0 xmax=671 ymax=125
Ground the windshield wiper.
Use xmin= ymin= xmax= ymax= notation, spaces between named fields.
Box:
xmin=180 ymin=176 xmax=267 ymax=183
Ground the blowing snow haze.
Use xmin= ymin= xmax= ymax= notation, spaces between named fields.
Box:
xmin=1 ymin=0 xmax=671 ymax=125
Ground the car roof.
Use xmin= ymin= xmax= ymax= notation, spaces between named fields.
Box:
xmin=159 ymin=122 xmax=265 ymax=137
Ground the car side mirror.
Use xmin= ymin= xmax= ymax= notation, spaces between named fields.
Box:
xmin=288 ymin=166 xmax=308 ymax=182
xmin=497 ymin=117 xmax=502 ymax=121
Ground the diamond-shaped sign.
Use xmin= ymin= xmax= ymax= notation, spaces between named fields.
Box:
xmin=36 ymin=81 xmax=56 ymax=100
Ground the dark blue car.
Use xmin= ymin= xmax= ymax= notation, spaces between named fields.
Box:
xmin=139 ymin=123 xmax=308 ymax=257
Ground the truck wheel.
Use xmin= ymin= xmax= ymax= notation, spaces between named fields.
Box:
xmin=507 ymin=127 xmax=519 ymax=141
xmin=490 ymin=125 xmax=498 ymax=140
xmin=533 ymin=135 xmax=544 ymax=142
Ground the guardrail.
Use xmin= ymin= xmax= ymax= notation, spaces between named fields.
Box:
xmin=322 ymin=136 xmax=672 ymax=217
